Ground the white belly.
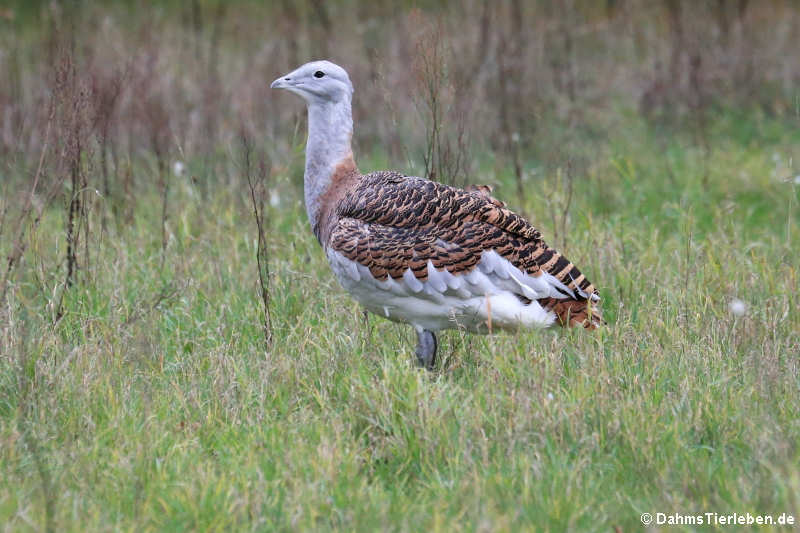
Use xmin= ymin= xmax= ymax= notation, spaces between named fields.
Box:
xmin=326 ymin=248 xmax=558 ymax=333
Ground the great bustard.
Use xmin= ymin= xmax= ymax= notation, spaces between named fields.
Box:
xmin=271 ymin=60 xmax=601 ymax=369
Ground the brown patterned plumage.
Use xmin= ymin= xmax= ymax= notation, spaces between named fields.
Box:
xmin=538 ymin=297 xmax=603 ymax=329
xmin=329 ymin=172 xmax=601 ymax=328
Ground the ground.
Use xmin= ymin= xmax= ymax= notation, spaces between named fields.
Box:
xmin=0 ymin=111 xmax=798 ymax=531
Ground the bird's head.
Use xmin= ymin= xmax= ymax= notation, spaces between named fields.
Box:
xmin=270 ymin=60 xmax=353 ymax=105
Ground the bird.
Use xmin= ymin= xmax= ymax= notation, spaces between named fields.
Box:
xmin=271 ymin=60 xmax=602 ymax=369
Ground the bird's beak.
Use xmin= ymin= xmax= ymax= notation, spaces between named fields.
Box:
xmin=270 ymin=76 xmax=288 ymax=89
xmin=271 ymin=68 xmax=309 ymax=99
xmin=271 ymin=70 xmax=300 ymax=90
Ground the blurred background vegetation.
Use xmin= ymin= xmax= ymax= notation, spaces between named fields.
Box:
xmin=1 ymin=0 xmax=798 ymax=190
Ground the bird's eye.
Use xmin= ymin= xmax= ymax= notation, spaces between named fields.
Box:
xmin=314 ymin=71 xmax=325 ymax=78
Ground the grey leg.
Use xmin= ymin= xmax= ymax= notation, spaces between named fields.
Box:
xmin=415 ymin=329 xmax=437 ymax=370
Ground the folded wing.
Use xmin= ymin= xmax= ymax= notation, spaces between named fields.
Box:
xmin=330 ymin=172 xmax=602 ymax=328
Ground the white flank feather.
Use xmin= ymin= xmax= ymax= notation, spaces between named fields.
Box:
xmin=327 ymin=248 xmax=557 ymax=332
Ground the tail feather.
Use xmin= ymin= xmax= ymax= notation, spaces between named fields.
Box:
xmin=538 ymin=297 xmax=604 ymax=329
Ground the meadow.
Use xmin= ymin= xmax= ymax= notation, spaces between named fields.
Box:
xmin=1 ymin=1 xmax=799 ymax=531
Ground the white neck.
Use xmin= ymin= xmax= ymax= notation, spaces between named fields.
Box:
xmin=304 ymin=98 xmax=354 ymax=228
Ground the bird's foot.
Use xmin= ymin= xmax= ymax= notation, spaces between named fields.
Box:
xmin=415 ymin=329 xmax=437 ymax=370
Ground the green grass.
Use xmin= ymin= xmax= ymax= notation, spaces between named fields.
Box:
xmin=1 ymin=114 xmax=799 ymax=531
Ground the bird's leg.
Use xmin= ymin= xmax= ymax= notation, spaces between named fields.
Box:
xmin=415 ymin=328 xmax=437 ymax=370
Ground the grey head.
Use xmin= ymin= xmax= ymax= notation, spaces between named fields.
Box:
xmin=270 ymin=60 xmax=353 ymax=104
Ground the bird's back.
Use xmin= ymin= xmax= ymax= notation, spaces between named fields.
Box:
xmin=324 ymin=172 xmax=602 ymax=331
